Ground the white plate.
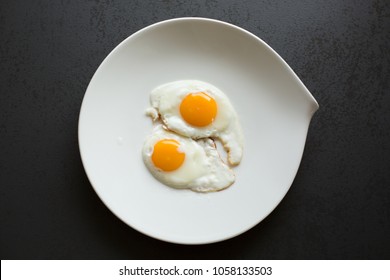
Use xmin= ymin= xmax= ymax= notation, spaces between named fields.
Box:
xmin=78 ymin=18 xmax=319 ymax=244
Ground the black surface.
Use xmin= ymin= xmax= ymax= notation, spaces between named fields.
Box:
xmin=1 ymin=0 xmax=389 ymax=259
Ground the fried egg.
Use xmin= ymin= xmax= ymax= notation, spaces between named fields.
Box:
xmin=147 ymin=80 xmax=244 ymax=165
xmin=142 ymin=125 xmax=235 ymax=192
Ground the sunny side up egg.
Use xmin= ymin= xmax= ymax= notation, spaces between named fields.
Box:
xmin=142 ymin=80 xmax=244 ymax=192
xmin=147 ymin=80 xmax=244 ymax=165
xmin=142 ymin=125 xmax=235 ymax=192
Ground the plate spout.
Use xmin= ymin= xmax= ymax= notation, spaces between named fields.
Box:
xmin=307 ymin=90 xmax=319 ymax=117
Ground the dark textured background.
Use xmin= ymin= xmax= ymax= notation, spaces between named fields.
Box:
xmin=1 ymin=0 xmax=389 ymax=259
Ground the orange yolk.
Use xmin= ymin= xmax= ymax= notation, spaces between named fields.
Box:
xmin=151 ymin=139 xmax=185 ymax=172
xmin=180 ymin=92 xmax=217 ymax=127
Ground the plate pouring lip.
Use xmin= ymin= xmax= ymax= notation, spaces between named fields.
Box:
xmin=148 ymin=17 xmax=320 ymax=115
xmin=300 ymin=84 xmax=320 ymax=116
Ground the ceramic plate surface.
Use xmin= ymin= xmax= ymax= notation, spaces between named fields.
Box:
xmin=79 ymin=18 xmax=318 ymax=244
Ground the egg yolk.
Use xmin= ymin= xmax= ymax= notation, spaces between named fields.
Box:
xmin=151 ymin=139 xmax=185 ymax=172
xmin=180 ymin=92 xmax=217 ymax=127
